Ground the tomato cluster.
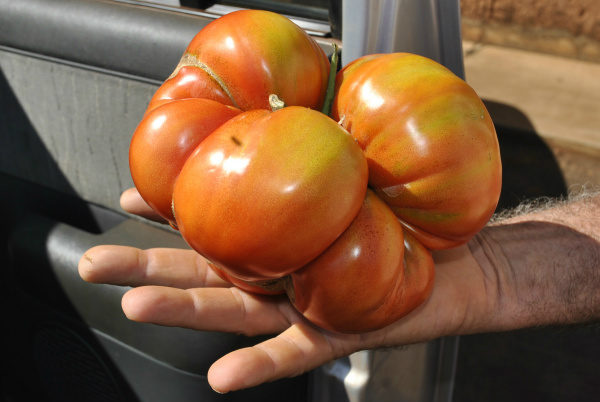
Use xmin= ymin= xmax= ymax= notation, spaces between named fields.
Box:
xmin=129 ymin=10 xmax=502 ymax=333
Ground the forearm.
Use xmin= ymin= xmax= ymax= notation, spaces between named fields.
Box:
xmin=469 ymin=192 xmax=600 ymax=332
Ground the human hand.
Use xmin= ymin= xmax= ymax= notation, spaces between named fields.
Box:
xmin=83 ymin=187 xmax=600 ymax=393
xmin=119 ymin=187 xmax=167 ymax=224
xmin=81 ymin=188 xmax=490 ymax=393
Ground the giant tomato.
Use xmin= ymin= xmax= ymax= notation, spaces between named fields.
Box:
xmin=127 ymin=10 xmax=502 ymax=333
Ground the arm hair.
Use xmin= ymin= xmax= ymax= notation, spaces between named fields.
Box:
xmin=469 ymin=186 xmax=600 ymax=330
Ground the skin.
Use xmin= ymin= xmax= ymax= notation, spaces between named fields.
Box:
xmin=80 ymin=188 xmax=600 ymax=393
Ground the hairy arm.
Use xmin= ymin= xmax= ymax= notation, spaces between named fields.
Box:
xmin=467 ymin=191 xmax=600 ymax=333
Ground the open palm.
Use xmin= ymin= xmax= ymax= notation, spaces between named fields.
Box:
xmin=79 ymin=188 xmax=489 ymax=393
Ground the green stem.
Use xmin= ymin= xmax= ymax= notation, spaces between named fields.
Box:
xmin=320 ymin=43 xmax=339 ymax=117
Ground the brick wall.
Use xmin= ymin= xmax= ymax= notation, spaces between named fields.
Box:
xmin=461 ymin=0 xmax=600 ymax=62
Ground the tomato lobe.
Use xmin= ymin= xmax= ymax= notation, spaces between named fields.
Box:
xmin=332 ymin=53 xmax=502 ymax=249
xmin=173 ymin=107 xmax=369 ymax=281
xmin=129 ymin=98 xmax=241 ymax=225
xmin=290 ymin=190 xmax=434 ymax=333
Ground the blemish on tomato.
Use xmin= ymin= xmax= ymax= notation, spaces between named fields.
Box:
xmin=231 ymin=136 xmax=243 ymax=146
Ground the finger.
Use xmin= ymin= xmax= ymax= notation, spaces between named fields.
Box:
xmin=207 ymin=322 xmax=362 ymax=393
xmin=121 ymin=286 xmax=292 ymax=336
xmin=120 ymin=187 xmax=167 ymax=223
xmin=79 ymin=245 xmax=230 ymax=289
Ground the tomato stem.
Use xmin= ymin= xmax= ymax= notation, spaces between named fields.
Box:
xmin=320 ymin=43 xmax=339 ymax=117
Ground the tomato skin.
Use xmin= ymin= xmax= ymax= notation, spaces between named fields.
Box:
xmin=129 ymin=98 xmax=241 ymax=225
xmin=289 ymin=190 xmax=434 ymax=333
xmin=167 ymin=10 xmax=330 ymax=112
xmin=207 ymin=261 xmax=285 ymax=296
xmin=332 ymin=53 xmax=502 ymax=249
xmin=146 ymin=66 xmax=235 ymax=113
xmin=172 ymin=107 xmax=369 ymax=281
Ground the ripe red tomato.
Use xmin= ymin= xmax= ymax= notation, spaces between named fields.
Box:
xmin=127 ymin=10 xmax=501 ymax=333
